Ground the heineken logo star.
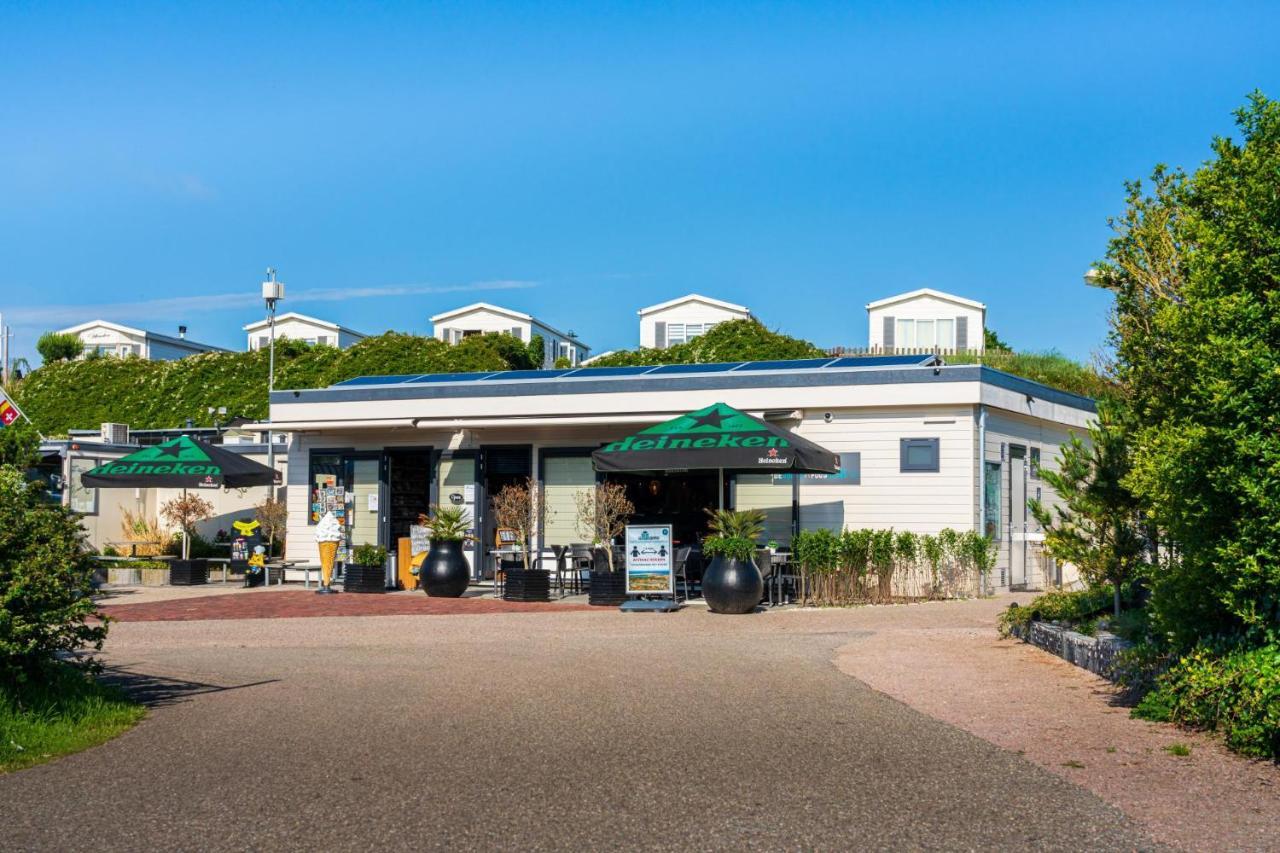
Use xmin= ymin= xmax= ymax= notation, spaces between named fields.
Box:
xmin=689 ymin=408 xmax=728 ymax=429
xmin=155 ymin=443 xmax=185 ymax=458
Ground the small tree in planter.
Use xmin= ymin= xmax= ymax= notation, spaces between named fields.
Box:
xmin=254 ymin=496 xmax=288 ymax=559
xmin=160 ymin=493 xmax=214 ymax=585
xmin=492 ymin=478 xmax=548 ymax=601
xmin=574 ymin=482 xmax=634 ymax=604
xmin=420 ymin=504 xmax=471 ymax=597
xmin=701 ymin=508 xmax=766 ymax=614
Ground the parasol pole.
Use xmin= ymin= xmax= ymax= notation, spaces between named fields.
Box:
xmin=718 ymin=467 xmax=724 ymax=510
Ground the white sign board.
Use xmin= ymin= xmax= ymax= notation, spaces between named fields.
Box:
xmin=624 ymin=524 xmax=673 ymax=595
xmin=408 ymin=524 xmax=430 ymax=555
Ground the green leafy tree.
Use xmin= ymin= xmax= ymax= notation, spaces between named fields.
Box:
xmin=983 ymin=328 xmax=1012 ymax=352
xmin=36 ymin=332 xmax=83 ymax=364
xmin=1030 ymin=409 xmax=1148 ymax=616
xmin=526 ymin=334 xmax=546 ymax=368
xmin=0 ymin=467 xmax=108 ymax=685
xmin=0 ymin=421 xmax=40 ymax=469
xmin=1093 ymin=92 xmax=1280 ymax=648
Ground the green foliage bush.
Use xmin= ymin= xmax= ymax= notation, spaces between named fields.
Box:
xmin=997 ymin=586 xmax=1127 ymax=637
xmin=591 ymin=319 xmax=826 ymax=366
xmin=791 ymin=527 xmax=992 ymax=605
xmin=0 ymin=467 xmax=107 ymax=686
xmin=13 ymin=330 xmax=538 ymax=433
xmin=948 ymin=350 xmax=1111 ymax=400
xmin=1134 ymin=643 xmax=1280 ymax=760
xmin=352 ymin=543 xmax=388 ymax=567
xmin=35 ymin=331 xmax=83 ymax=364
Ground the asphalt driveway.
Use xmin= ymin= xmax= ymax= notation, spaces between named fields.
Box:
xmin=2 ymin=602 xmax=1156 ymax=851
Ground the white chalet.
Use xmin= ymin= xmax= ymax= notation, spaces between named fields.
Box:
xmin=638 ymin=294 xmax=752 ymax=349
xmin=429 ymin=302 xmax=589 ymax=368
xmin=866 ymin=289 xmax=986 ymax=354
xmin=244 ymin=313 xmax=366 ymax=351
xmin=56 ymin=320 xmax=228 ymax=361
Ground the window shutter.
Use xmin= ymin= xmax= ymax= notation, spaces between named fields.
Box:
xmin=257 ymin=335 xmax=268 ymax=350
xmin=955 ymin=316 xmax=968 ymax=352
xmin=510 ymin=326 xmax=523 ymax=340
xmin=654 ymin=321 xmax=666 ymax=349
xmin=882 ymin=316 xmax=895 ymax=351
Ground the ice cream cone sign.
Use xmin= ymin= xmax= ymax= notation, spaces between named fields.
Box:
xmin=315 ymin=512 xmax=343 ymax=592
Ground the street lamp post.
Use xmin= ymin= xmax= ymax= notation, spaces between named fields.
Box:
xmin=262 ymin=269 xmax=285 ymax=483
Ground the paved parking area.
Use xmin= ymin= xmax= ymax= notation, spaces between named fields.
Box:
xmin=2 ymin=599 xmax=1159 ymax=851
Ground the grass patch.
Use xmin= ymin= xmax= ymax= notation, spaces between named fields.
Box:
xmin=1 ymin=665 xmax=144 ymax=773
xmin=1163 ymin=743 xmax=1191 ymax=757
xmin=1060 ymin=760 xmax=1086 ymax=768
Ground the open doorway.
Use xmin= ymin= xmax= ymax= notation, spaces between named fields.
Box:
xmin=605 ymin=471 xmax=721 ymax=546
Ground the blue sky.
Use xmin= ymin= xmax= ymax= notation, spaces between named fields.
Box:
xmin=2 ymin=1 xmax=1277 ymax=366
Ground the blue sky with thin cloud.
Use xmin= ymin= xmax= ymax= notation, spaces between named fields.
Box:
xmin=2 ymin=2 xmax=1278 ymax=364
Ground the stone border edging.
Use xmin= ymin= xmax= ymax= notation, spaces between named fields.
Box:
xmin=1011 ymin=620 xmax=1131 ymax=680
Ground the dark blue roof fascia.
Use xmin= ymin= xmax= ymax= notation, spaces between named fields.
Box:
xmin=273 ymin=364 xmax=1095 ymax=413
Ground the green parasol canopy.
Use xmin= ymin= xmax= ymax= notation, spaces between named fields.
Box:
xmin=592 ymin=402 xmax=839 ymax=474
xmin=80 ymin=435 xmax=281 ymax=490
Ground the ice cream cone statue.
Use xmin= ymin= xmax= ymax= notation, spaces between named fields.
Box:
xmin=315 ymin=511 xmax=343 ymax=594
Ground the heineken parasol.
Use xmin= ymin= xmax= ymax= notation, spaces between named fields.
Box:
xmin=592 ymin=402 xmax=839 ymax=474
xmin=80 ymin=435 xmax=281 ymax=490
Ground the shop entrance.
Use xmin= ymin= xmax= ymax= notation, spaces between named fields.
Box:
xmin=605 ymin=471 xmax=722 ymax=546
xmin=479 ymin=446 xmax=533 ymax=577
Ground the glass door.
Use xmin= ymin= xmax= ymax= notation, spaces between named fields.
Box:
xmin=436 ymin=453 xmax=478 ymax=579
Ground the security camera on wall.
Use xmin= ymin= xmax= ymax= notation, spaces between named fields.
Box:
xmin=823 ymin=412 xmax=834 ymax=423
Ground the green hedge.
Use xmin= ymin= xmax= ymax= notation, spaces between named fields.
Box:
xmin=590 ymin=319 xmax=826 ymax=366
xmin=1134 ymin=644 xmax=1280 ymax=760
xmin=14 ymin=331 xmax=541 ymax=434
xmin=948 ymin=350 xmax=1112 ymax=400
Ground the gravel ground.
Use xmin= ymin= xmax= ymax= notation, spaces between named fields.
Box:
xmin=833 ymin=596 xmax=1280 ymax=852
xmin=1 ymin=602 xmax=1157 ymax=852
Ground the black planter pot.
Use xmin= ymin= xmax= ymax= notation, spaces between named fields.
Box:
xmin=702 ymin=555 xmax=763 ymax=614
xmin=423 ymin=540 xmax=469 ymax=597
xmin=169 ymin=559 xmax=208 ymax=586
xmin=503 ymin=568 xmax=551 ymax=603
xmin=343 ymin=562 xmax=387 ymax=594
xmin=588 ymin=571 xmax=627 ymax=606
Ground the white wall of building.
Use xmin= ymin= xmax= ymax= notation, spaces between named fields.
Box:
xmin=639 ymin=296 xmax=751 ymax=349
xmin=246 ymin=315 xmax=364 ymax=351
xmin=867 ymin=290 xmax=986 ymax=353
xmin=58 ymin=321 xmax=225 ymax=361
xmin=430 ymin=304 xmax=588 ymax=367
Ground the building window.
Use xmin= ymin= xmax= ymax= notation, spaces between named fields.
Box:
xmin=666 ymin=321 xmax=716 ymax=346
xmin=983 ymin=461 xmax=1002 ymax=538
xmin=1029 ymin=447 xmax=1041 ymax=478
xmin=892 ymin=319 xmax=956 ymax=350
xmin=900 ymin=438 xmax=940 ymax=472
xmin=69 ymin=457 xmax=99 ymax=515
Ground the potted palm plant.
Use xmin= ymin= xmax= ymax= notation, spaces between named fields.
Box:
xmin=574 ymin=482 xmax=634 ymax=606
xmin=492 ymin=478 xmax=549 ymax=602
xmin=344 ymin=543 xmax=388 ymax=593
xmin=160 ymin=493 xmax=214 ymax=585
xmin=701 ymin=508 xmax=766 ymax=614
xmin=420 ymin=505 xmax=471 ymax=597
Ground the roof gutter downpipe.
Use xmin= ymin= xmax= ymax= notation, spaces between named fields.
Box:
xmin=977 ymin=403 xmax=988 ymax=597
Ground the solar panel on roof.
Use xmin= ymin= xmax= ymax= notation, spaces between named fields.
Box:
xmin=404 ymin=372 xmax=498 ymax=384
xmin=562 ymin=365 xmax=658 ymax=377
xmin=826 ymin=355 xmax=937 ymax=369
xmin=483 ymin=369 xmax=574 ymax=381
xmin=734 ymin=358 xmax=837 ymax=372
xmin=647 ymin=362 xmax=746 ymax=375
xmin=332 ymin=374 xmax=424 ymax=387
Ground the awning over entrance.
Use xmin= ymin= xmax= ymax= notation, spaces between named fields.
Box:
xmin=591 ymin=402 xmax=839 ymax=475
xmin=80 ymin=435 xmax=281 ymax=490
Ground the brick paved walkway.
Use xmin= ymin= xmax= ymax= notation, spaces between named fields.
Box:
xmin=99 ymin=590 xmax=596 ymax=622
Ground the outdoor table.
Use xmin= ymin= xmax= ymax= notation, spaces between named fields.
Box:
xmin=487 ymin=547 xmax=523 ymax=596
xmin=206 ymin=557 xmax=231 ymax=584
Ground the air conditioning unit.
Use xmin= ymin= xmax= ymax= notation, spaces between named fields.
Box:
xmin=101 ymin=423 xmax=130 ymax=445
